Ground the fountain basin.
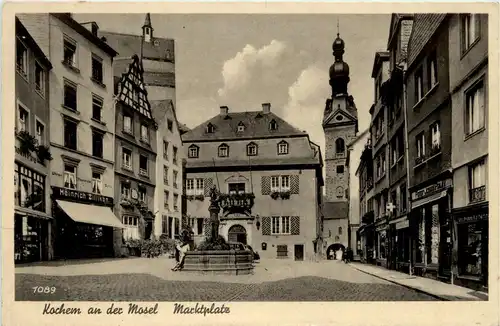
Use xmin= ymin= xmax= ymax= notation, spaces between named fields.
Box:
xmin=182 ymin=250 xmax=254 ymax=275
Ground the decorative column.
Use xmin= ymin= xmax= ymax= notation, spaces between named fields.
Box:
xmin=208 ymin=186 xmax=220 ymax=241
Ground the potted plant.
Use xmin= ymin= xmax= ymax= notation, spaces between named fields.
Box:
xmin=280 ymin=191 xmax=291 ymax=200
xmin=270 ymin=192 xmax=280 ymax=200
xmin=36 ymin=145 xmax=53 ymax=163
xmin=17 ymin=131 xmax=37 ymax=155
xmin=195 ymin=194 xmax=205 ymax=201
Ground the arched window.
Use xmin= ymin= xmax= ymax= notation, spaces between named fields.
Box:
xmin=188 ymin=145 xmax=199 ymax=158
xmin=336 ymin=138 xmax=345 ymax=156
xmin=336 ymin=186 xmax=344 ymax=198
xmin=277 ymin=140 xmax=289 ymax=155
xmin=206 ymin=123 xmax=215 ymax=134
xmin=269 ymin=119 xmax=278 ymax=131
xmin=246 ymin=142 xmax=258 ymax=156
xmin=218 ymin=143 xmax=229 ymax=157
xmin=338 ymin=227 xmax=342 ymax=235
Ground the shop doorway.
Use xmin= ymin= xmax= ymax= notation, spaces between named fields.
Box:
xmin=294 ymin=244 xmax=304 ymax=261
xmin=228 ymin=224 xmax=247 ymax=244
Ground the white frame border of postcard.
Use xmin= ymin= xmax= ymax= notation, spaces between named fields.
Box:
xmin=2 ymin=2 xmax=499 ymax=326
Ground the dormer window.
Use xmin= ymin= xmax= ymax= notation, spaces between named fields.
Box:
xmin=247 ymin=142 xmax=258 ymax=156
xmin=206 ymin=123 xmax=215 ymax=134
xmin=278 ymin=140 xmax=289 ymax=155
xmin=218 ymin=143 xmax=229 ymax=157
xmin=269 ymin=119 xmax=278 ymax=131
xmin=237 ymin=122 xmax=245 ymax=132
xmin=188 ymin=145 xmax=199 ymax=158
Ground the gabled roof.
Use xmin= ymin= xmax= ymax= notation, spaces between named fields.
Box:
xmin=100 ymin=31 xmax=174 ymax=63
xmin=323 ymin=106 xmax=357 ymax=127
xmin=371 ymin=51 xmax=390 ymax=78
xmin=54 ymin=13 xmax=117 ymax=57
xmin=150 ymin=99 xmax=184 ymax=137
xmin=387 ymin=14 xmax=414 ymax=49
xmin=15 ymin=17 xmax=52 ymax=70
xmin=116 ymin=55 xmax=155 ymax=123
xmin=182 ymin=110 xmax=307 ymax=142
xmin=407 ymin=14 xmax=447 ymax=69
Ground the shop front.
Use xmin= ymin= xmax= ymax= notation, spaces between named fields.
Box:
xmin=410 ymin=178 xmax=453 ymax=280
xmin=388 ymin=216 xmax=411 ymax=273
xmin=52 ymin=187 xmax=124 ymax=259
xmin=374 ymin=218 xmax=388 ymax=267
xmin=14 ymin=162 xmax=52 ymax=263
xmin=452 ymin=202 xmax=488 ymax=291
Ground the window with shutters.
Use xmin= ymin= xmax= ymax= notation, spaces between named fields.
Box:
xmin=195 ymin=178 xmax=204 ymax=195
xmin=271 ymin=175 xmax=290 ymax=192
xmin=271 ymin=216 xmax=291 ymax=235
xmin=277 ymin=245 xmax=288 ymax=257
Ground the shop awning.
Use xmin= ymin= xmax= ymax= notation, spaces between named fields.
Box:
xmin=56 ymin=200 xmax=125 ymax=228
xmin=411 ymin=190 xmax=447 ymax=210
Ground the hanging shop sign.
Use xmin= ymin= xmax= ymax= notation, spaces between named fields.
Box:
xmin=52 ymin=186 xmax=113 ymax=206
xmin=412 ymin=178 xmax=452 ymax=201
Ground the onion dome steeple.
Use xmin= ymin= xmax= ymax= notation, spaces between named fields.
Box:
xmin=329 ymin=29 xmax=350 ymax=97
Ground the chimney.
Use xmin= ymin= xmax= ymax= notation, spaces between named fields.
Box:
xmin=220 ymin=106 xmax=229 ymax=116
xmin=262 ymin=103 xmax=271 ymax=114
xmin=81 ymin=22 xmax=99 ymax=37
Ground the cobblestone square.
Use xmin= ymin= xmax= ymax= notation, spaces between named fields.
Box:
xmin=16 ymin=258 xmax=437 ymax=301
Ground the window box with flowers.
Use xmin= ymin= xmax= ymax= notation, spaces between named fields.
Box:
xmin=17 ymin=131 xmax=38 ymax=155
xmin=36 ymin=145 xmax=53 ymax=164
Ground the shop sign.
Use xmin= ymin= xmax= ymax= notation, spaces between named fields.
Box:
xmin=456 ymin=213 xmax=488 ymax=224
xmin=395 ymin=219 xmax=409 ymax=230
xmin=412 ymin=179 xmax=452 ymax=201
xmin=52 ymin=186 xmax=113 ymax=206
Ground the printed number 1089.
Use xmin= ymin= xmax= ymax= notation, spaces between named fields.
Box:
xmin=33 ymin=286 xmax=56 ymax=294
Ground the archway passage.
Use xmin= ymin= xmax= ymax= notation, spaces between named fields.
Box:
xmin=326 ymin=243 xmax=345 ymax=260
xmin=228 ymin=224 xmax=247 ymax=245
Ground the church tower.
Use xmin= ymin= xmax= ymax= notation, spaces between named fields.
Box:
xmin=142 ymin=13 xmax=153 ymax=43
xmin=323 ymin=31 xmax=358 ymax=205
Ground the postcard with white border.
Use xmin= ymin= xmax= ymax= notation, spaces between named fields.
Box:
xmin=2 ymin=2 xmax=499 ymax=326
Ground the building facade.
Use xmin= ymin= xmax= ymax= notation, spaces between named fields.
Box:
xmin=322 ymin=33 xmax=359 ymax=260
xmin=100 ymin=13 xmax=176 ymax=103
xmin=151 ymin=99 xmax=184 ymax=239
xmin=114 ymin=55 xmax=158 ymax=249
xmin=182 ymin=104 xmax=324 ymax=261
xmin=406 ymin=14 xmax=453 ymax=281
xmin=15 ymin=18 xmax=53 ymax=263
xmin=448 ymin=14 xmax=488 ymax=291
xmin=383 ymin=14 xmax=413 ymax=272
xmin=18 ymin=13 xmax=122 ymax=259
xmin=369 ymin=51 xmax=390 ymax=267
xmin=356 ymin=139 xmax=375 ymax=263
xmin=345 ymin=129 xmax=369 ymax=260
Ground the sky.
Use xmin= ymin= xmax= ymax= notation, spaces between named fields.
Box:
xmin=75 ymin=13 xmax=391 ymax=153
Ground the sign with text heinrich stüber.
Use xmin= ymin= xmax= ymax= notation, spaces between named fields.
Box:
xmin=51 ymin=186 xmax=114 ymax=206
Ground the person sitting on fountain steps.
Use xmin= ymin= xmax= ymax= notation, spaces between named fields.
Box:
xmin=172 ymin=239 xmax=190 ymax=271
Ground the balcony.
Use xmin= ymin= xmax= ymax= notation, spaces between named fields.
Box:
xmin=469 ymin=186 xmax=486 ymax=203
xmin=336 ymin=152 xmax=345 ymax=158
xmin=139 ymin=168 xmax=148 ymax=177
xmin=122 ymin=163 xmax=132 ymax=171
xmin=429 ymin=144 xmax=442 ymax=157
xmin=415 ymin=156 xmax=426 ymax=167
xmin=218 ymin=192 xmax=255 ymax=215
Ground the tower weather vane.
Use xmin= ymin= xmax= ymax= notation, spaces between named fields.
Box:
xmin=337 ymin=18 xmax=340 ymax=36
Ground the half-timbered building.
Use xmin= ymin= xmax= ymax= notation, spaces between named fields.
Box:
xmin=113 ymin=54 xmax=158 ymax=251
